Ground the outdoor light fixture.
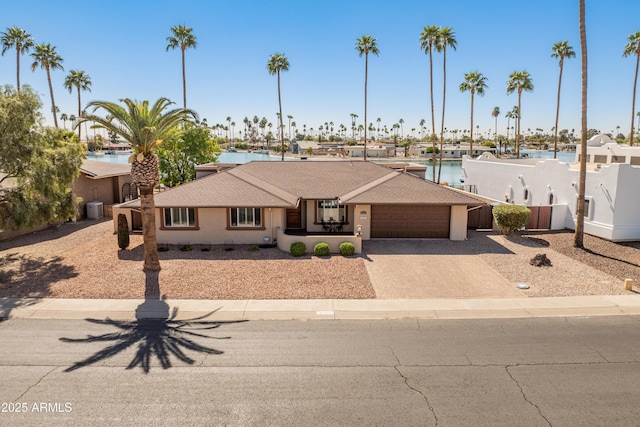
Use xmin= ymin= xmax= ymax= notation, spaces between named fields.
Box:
xmin=356 ymin=225 xmax=362 ymax=237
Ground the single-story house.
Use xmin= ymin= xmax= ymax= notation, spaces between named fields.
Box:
xmin=75 ymin=159 xmax=134 ymax=218
xmin=113 ymin=160 xmax=484 ymax=253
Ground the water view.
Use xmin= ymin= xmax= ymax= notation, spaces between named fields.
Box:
xmin=87 ymin=149 xmax=577 ymax=187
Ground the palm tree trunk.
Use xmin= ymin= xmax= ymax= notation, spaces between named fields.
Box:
xmin=182 ymin=48 xmax=187 ymax=109
xmin=15 ymin=46 xmax=20 ymax=92
xmin=278 ymin=70 xmax=284 ymax=161
xmin=46 ymin=66 xmax=59 ymax=128
xmin=437 ymin=47 xmax=447 ymax=184
xmin=77 ymin=87 xmax=82 ymax=142
xmin=575 ymin=0 xmax=588 ymax=248
xmin=469 ymin=90 xmax=475 ymax=158
xmin=630 ymin=54 xmax=639 ymax=146
xmin=364 ymin=52 xmax=368 ymax=161
xmin=139 ymin=186 xmax=161 ymax=271
xmin=516 ymin=92 xmax=522 ymax=159
xmin=429 ymin=48 xmax=436 ymax=181
xmin=554 ymin=58 xmax=565 ymax=158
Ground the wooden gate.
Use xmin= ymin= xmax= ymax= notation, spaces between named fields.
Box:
xmin=467 ymin=205 xmax=493 ymax=229
xmin=526 ymin=206 xmax=552 ymax=230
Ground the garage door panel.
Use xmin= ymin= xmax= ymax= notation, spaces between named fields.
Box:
xmin=371 ymin=205 xmax=450 ymax=238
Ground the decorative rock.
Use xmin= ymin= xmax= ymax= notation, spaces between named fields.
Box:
xmin=530 ymin=253 xmax=552 ymax=267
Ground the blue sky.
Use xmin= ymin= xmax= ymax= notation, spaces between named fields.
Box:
xmin=2 ymin=0 xmax=639 ymax=139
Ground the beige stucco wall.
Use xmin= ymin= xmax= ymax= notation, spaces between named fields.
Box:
xmin=74 ymin=174 xmax=133 ymax=219
xmin=155 ymin=207 xmax=285 ymax=246
xmin=449 ymin=205 xmax=468 ymax=241
xmin=354 ymin=204 xmax=372 ymax=240
xmin=304 ymin=200 xmax=355 ymax=233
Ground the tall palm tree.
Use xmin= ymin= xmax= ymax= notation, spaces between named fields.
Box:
xmin=623 ymin=31 xmax=640 ymax=146
xmin=419 ymin=25 xmax=440 ymax=181
xmin=492 ymin=106 xmax=500 ymax=148
xmin=287 ymin=115 xmax=294 ymax=139
xmin=551 ymin=41 xmax=576 ymax=157
xmin=398 ymin=118 xmax=404 ymax=138
xmin=435 ymin=27 xmax=457 ymax=183
xmin=60 ymin=113 xmax=68 ymax=130
xmin=166 ymin=24 xmax=197 ymax=110
xmin=350 ymin=113 xmax=358 ymax=139
xmin=506 ymin=70 xmax=534 ymax=158
xmin=64 ymin=70 xmax=92 ymax=142
xmin=459 ymin=71 xmax=488 ymax=158
xmin=355 ymin=35 xmax=379 ymax=161
xmin=1 ymin=27 xmax=34 ymax=92
xmin=31 ymin=43 xmax=63 ymax=128
xmin=267 ymin=53 xmax=290 ymax=161
xmin=80 ymin=98 xmax=197 ymax=271
xmin=575 ymin=0 xmax=588 ymax=248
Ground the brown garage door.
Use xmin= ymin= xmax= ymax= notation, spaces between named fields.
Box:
xmin=371 ymin=205 xmax=450 ymax=238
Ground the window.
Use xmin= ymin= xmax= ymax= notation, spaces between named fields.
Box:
xmin=576 ymin=198 xmax=591 ymax=219
xmin=163 ymin=208 xmax=196 ymax=228
xmin=229 ymin=208 xmax=262 ymax=228
xmin=317 ymin=199 xmax=346 ymax=223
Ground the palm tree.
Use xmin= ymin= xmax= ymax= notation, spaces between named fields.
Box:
xmin=435 ymin=26 xmax=457 ymax=183
xmin=80 ymin=98 xmax=197 ymax=271
xmin=350 ymin=113 xmax=358 ymax=139
xmin=355 ymin=35 xmax=379 ymax=161
xmin=575 ymin=0 xmax=588 ymax=248
xmin=551 ymin=41 xmax=576 ymax=157
xmin=31 ymin=43 xmax=64 ymax=128
xmin=419 ymin=25 xmax=440 ymax=181
xmin=60 ymin=113 xmax=68 ymax=130
xmin=1 ymin=27 xmax=34 ymax=92
xmin=64 ymin=70 xmax=92 ymax=142
xmin=399 ymin=118 xmax=404 ymax=138
xmin=459 ymin=71 xmax=488 ymax=158
xmin=506 ymin=70 xmax=534 ymax=158
xmin=267 ymin=53 xmax=290 ymax=161
xmin=492 ymin=106 xmax=500 ymax=148
xmin=166 ymin=24 xmax=197 ymax=109
xmin=623 ymin=31 xmax=640 ymax=146
xmin=287 ymin=115 xmax=293 ymax=139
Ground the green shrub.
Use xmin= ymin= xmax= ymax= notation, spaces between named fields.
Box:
xmin=492 ymin=204 xmax=531 ymax=235
xmin=313 ymin=242 xmax=330 ymax=257
xmin=248 ymin=246 xmax=259 ymax=252
xmin=290 ymin=242 xmax=306 ymax=257
xmin=339 ymin=242 xmax=355 ymax=256
xmin=180 ymin=244 xmax=192 ymax=252
xmin=117 ymin=214 xmax=129 ymax=250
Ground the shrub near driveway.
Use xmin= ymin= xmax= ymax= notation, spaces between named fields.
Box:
xmin=492 ymin=205 xmax=531 ymax=234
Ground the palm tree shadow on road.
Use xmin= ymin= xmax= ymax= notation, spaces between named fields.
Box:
xmin=60 ymin=271 xmax=246 ymax=373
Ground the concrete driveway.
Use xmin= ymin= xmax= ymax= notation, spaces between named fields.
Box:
xmin=362 ymin=235 xmax=525 ymax=299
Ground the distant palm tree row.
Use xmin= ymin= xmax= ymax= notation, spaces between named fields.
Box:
xmin=3 ymin=23 xmax=640 ymax=153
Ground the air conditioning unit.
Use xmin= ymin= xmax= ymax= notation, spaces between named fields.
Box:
xmin=86 ymin=201 xmax=104 ymax=219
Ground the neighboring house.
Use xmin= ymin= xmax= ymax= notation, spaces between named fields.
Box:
xmin=408 ymin=143 xmax=496 ymax=159
xmin=462 ymin=136 xmax=640 ymax=241
xmin=113 ymin=160 xmax=484 ymax=253
xmin=345 ymin=143 xmax=396 ymax=158
xmin=75 ymin=159 xmax=134 ymax=219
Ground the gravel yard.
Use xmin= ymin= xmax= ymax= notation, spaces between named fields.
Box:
xmin=0 ymin=219 xmax=638 ymax=299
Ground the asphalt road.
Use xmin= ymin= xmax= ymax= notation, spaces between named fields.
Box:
xmin=1 ymin=316 xmax=639 ymax=426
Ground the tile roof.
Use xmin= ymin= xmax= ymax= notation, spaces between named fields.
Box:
xmin=124 ymin=160 xmax=484 ymax=208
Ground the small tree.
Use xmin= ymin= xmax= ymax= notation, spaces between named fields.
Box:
xmin=492 ymin=205 xmax=531 ymax=235
xmin=117 ymin=213 xmax=130 ymax=250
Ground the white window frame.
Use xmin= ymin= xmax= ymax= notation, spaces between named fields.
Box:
xmin=229 ymin=207 xmax=262 ymax=228
xmin=317 ymin=199 xmax=346 ymax=223
xmin=163 ymin=208 xmax=196 ymax=228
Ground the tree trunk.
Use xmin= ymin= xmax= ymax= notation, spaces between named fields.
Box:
xmin=182 ymin=47 xmax=187 ymax=110
xmin=46 ymin=66 xmax=59 ymax=128
xmin=575 ymin=0 xmax=588 ymax=248
xmin=77 ymin=87 xmax=82 ymax=142
xmin=15 ymin=46 xmax=20 ymax=92
xmin=437 ymin=46 xmax=447 ymax=184
xmin=630 ymin=54 xmax=639 ymax=146
xmin=139 ymin=185 xmax=161 ymax=271
xmin=278 ymin=70 xmax=284 ymax=161
xmin=364 ymin=52 xmax=368 ymax=161
xmin=554 ymin=57 xmax=564 ymax=158
xmin=429 ymin=46 xmax=436 ymax=182
xmin=469 ymin=89 xmax=475 ymax=158
xmin=516 ymin=91 xmax=522 ymax=159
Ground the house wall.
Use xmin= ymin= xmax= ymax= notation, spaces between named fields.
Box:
xmin=276 ymin=228 xmax=362 ymax=254
xmin=462 ymin=154 xmax=640 ymax=241
xmin=354 ymin=204 xmax=372 ymax=240
xmin=73 ymin=174 xmax=133 ymax=219
xmin=449 ymin=205 xmax=468 ymax=241
xmin=155 ymin=207 xmax=285 ymax=245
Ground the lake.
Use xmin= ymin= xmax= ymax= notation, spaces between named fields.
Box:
xmin=86 ymin=150 xmax=577 ymax=186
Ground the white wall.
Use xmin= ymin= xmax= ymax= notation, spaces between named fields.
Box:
xmin=462 ymin=154 xmax=640 ymax=241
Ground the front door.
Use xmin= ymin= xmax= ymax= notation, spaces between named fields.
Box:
xmin=286 ymin=207 xmax=302 ymax=229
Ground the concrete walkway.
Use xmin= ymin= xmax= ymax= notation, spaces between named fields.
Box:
xmin=2 ymin=295 xmax=640 ymax=321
